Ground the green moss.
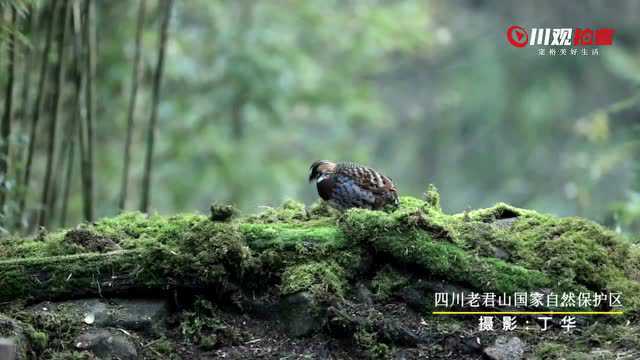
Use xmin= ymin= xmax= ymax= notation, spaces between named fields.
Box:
xmin=241 ymin=223 xmax=345 ymax=252
xmin=210 ymin=203 xmax=237 ymax=222
xmin=0 ymin=195 xmax=637 ymax=319
xmin=92 ymin=211 xmax=208 ymax=248
xmin=0 ymin=231 xmax=81 ymax=259
xmin=370 ymin=266 xmax=410 ymax=301
xmin=246 ymin=199 xmax=310 ymax=223
xmin=353 ymin=325 xmax=391 ymax=360
xmin=179 ymin=298 xmax=244 ymax=349
xmin=461 ymin=202 xmax=527 ymax=222
xmin=341 ymin=208 xmax=551 ymax=294
xmin=175 ymin=220 xmax=249 ymax=276
xmin=0 ymin=218 xmax=252 ymax=300
xmin=0 ymin=250 xmax=149 ymax=301
xmin=25 ymin=328 xmax=48 ymax=352
xmin=501 ymin=213 xmax=640 ymax=314
xmin=281 ymin=260 xmax=347 ymax=298
xmin=398 ymin=196 xmax=428 ymax=212
xmin=180 ymin=299 xmax=222 ymax=345
xmin=17 ymin=303 xmax=85 ymax=355
xmin=424 ymin=184 xmax=441 ymax=211
xmin=306 ymin=200 xmax=336 ymax=218
xmin=0 ymin=212 xmax=216 ymax=261
xmin=342 ymin=198 xmax=640 ymax=314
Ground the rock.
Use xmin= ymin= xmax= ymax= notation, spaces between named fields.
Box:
xmin=239 ymin=294 xmax=279 ymax=320
xmin=31 ymin=298 xmax=168 ymax=336
xmin=326 ymin=306 xmax=360 ymax=339
xmin=279 ymin=291 xmax=323 ymax=337
xmin=74 ymin=329 xmax=137 ymax=360
xmin=96 ymin=299 xmax=168 ymax=335
xmin=354 ymin=283 xmax=373 ymax=306
xmin=377 ymin=320 xmax=421 ymax=347
xmin=590 ymin=349 xmax=615 ymax=359
xmin=0 ymin=338 xmax=20 ymax=360
xmin=443 ymin=335 xmax=482 ymax=354
xmin=492 ymin=246 xmax=510 ymax=260
xmin=0 ymin=316 xmax=28 ymax=360
xmin=327 ymin=304 xmax=424 ymax=348
xmin=395 ymin=285 xmax=427 ymax=312
xmin=483 ymin=336 xmax=525 ymax=360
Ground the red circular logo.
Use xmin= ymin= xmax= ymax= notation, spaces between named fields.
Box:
xmin=506 ymin=25 xmax=528 ymax=48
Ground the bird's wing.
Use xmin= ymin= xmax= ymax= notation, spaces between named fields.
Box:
xmin=335 ymin=163 xmax=397 ymax=196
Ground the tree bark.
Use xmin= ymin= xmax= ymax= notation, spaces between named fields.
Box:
xmin=0 ymin=249 xmax=150 ymax=301
xmin=140 ymin=0 xmax=174 ymax=213
xmin=60 ymin=1 xmax=86 ymax=229
xmin=80 ymin=0 xmax=96 ymax=222
xmin=17 ymin=6 xmax=35 ymax=135
xmin=0 ymin=6 xmax=17 ymax=211
xmin=59 ymin=137 xmax=75 ymax=228
xmin=119 ymin=0 xmax=147 ymax=211
xmin=20 ymin=0 xmax=59 ymax=222
xmin=14 ymin=7 xmax=36 ymax=230
xmin=38 ymin=0 xmax=70 ymax=228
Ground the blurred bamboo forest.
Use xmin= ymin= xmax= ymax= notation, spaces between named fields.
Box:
xmin=0 ymin=0 xmax=639 ymax=236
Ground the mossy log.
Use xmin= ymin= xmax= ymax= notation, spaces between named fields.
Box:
xmin=0 ymin=195 xmax=638 ymax=318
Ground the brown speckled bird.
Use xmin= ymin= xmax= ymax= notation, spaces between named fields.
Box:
xmin=308 ymin=160 xmax=399 ymax=211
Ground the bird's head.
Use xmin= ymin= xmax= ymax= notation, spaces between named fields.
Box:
xmin=309 ymin=160 xmax=336 ymax=182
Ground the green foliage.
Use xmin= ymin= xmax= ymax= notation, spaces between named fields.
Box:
xmin=179 ymin=298 xmax=244 ymax=350
xmin=354 ymin=328 xmax=391 ymax=360
xmin=14 ymin=303 xmax=84 ymax=356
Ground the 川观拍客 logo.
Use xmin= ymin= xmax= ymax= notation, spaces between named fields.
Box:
xmin=506 ymin=26 xmax=615 ymax=56
xmin=506 ymin=25 xmax=529 ymax=48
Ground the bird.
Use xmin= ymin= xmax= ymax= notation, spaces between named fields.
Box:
xmin=308 ymin=160 xmax=399 ymax=211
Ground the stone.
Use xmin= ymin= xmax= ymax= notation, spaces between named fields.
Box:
xmin=279 ymin=291 xmax=323 ymax=337
xmin=590 ymin=349 xmax=615 ymax=359
xmin=95 ymin=299 xmax=168 ymax=335
xmin=493 ymin=246 xmax=510 ymax=260
xmin=0 ymin=316 xmax=28 ymax=360
xmin=483 ymin=336 xmax=525 ymax=360
xmin=0 ymin=338 xmax=19 ymax=360
xmin=443 ymin=335 xmax=482 ymax=354
xmin=378 ymin=320 xmax=421 ymax=347
xmin=354 ymin=283 xmax=373 ymax=306
xmin=74 ymin=329 xmax=137 ymax=360
xmin=395 ymin=286 xmax=427 ymax=312
xmin=31 ymin=298 xmax=168 ymax=336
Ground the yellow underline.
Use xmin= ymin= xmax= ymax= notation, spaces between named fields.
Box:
xmin=432 ymin=311 xmax=624 ymax=315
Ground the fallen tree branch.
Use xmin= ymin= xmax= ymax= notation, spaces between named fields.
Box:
xmin=0 ymin=196 xmax=637 ymax=318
